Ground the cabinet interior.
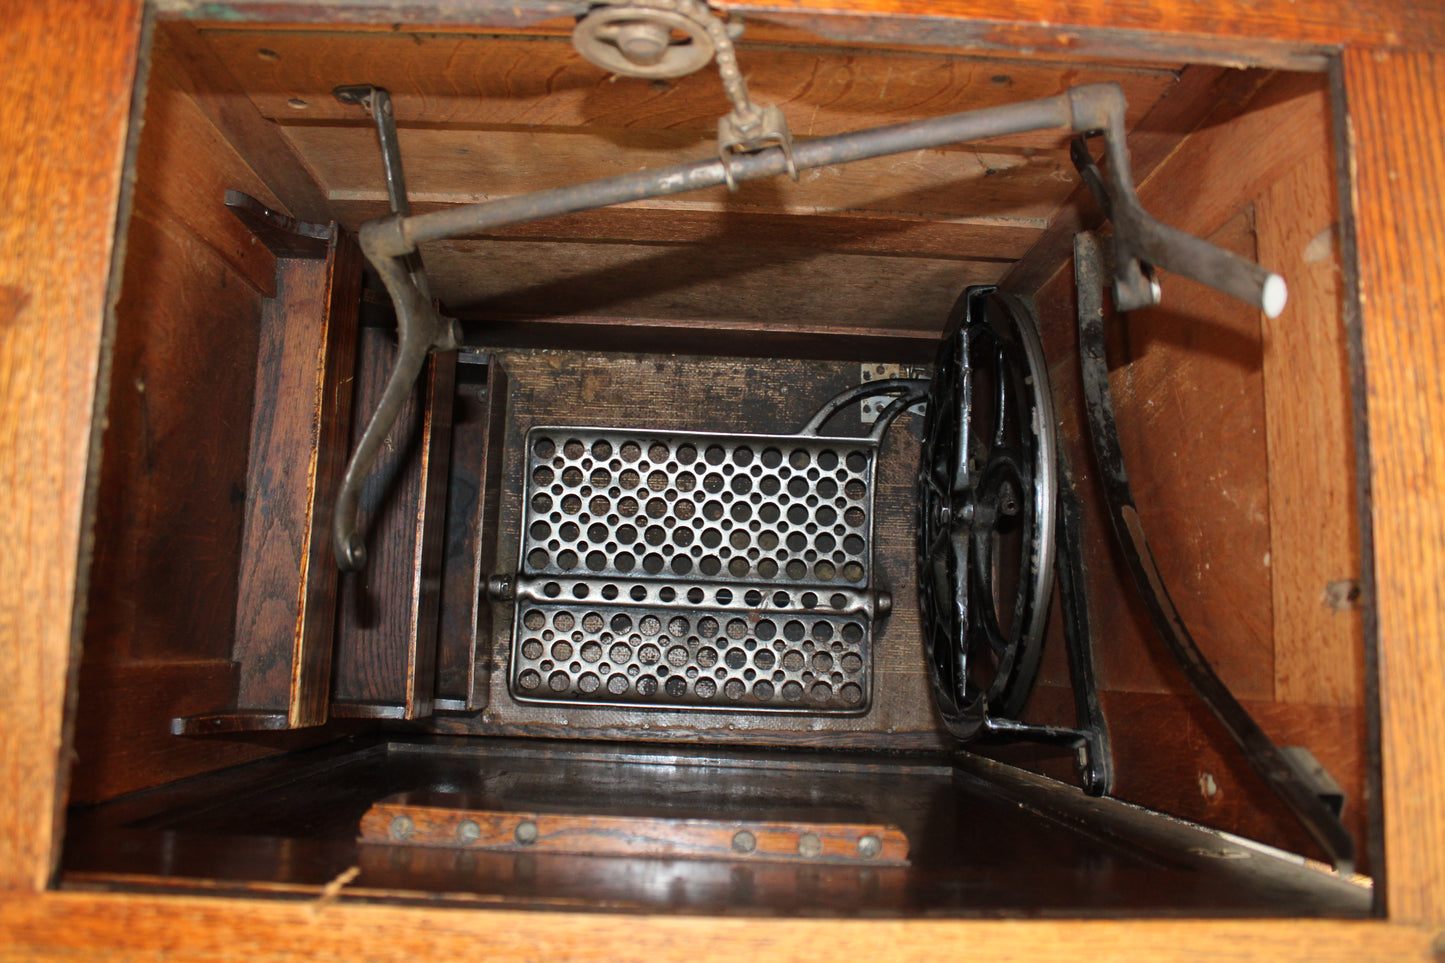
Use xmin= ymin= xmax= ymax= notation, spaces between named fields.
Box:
xmin=64 ymin=11 xmax=1371 ymax=916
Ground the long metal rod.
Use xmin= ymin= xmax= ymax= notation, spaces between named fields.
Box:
xmin=365 ymin=92 xmax=1078 ymax=255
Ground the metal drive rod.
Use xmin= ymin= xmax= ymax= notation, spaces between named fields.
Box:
xmin=337 ymin=80 xmax=1287 ymax=571
xmin=360 ymin=90 xmax=1079 ymax=257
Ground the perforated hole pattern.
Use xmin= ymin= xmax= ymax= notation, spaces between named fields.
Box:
xmin=511 ymin=428 xmax=878 ymax=713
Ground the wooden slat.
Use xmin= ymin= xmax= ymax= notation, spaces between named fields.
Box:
xmin=82 ymin=198 xmax=264 ymax=666
xmin=328 ymin=201 xmax=1044 ymax=262
xmin=0 ymin=0 xmax=142 ymax=891
xmin=359 ymin=797 xmax=910 ymax=864
xmin=286 ymin=124 xmax=1075 ymax=222
xmin=436 ymin=357 xmax=508 ymax=709
xmin=333 ymin=347 xmax=457 ymax=720
xmin=163 ymin=0 xmax=1445 ymax=70
xmin=232 ymin=229 xmax=363 ymax=727
xmin=1342 ymin=45 xmax=1445 ymax=926
xmin=426 ymin=239 xmax=1005 ymax=328
xmin=1257 ymin=149 xmax=1363 ymax=707
xmin=0 ymin=892 xmax=1436 ymax=961
xmin=204 ymin=29 xmax=1177 ymax=151
xmin=156 ymin=22 xmax=331 ymax=222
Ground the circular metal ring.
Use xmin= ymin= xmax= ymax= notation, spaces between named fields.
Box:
xmin=572 ymin=6 xmax=716 ymax=79
xmin=917 ymin=288 xmax=1057 ymax=741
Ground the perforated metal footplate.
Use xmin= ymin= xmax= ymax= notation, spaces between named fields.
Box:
xmin=510 ymin=428 xmax=883 ymax=713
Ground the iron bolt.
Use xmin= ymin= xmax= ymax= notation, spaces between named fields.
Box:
xmin=388 ymin=815 xmax=415 ymax=841
xmin=797 ymin=833 xmax=823 ymax=858
xmin=857 ymin=835 xmax=882 ymax=859
xmin=456 ymin=819 xmax=481 ymax=844
xmin=732 ymin=830 xmax=757 ymax=854
xmin=488 ymin=574 xmax=515 ymax=601
xmin=514 ymin=820 xmax=539 ymax=845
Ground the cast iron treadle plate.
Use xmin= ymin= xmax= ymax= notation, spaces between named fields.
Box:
xmin=510 ymin=427 xmax=881 ymax=713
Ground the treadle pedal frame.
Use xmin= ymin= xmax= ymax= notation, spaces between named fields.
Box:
xmin=505 ymin=379 xmax=927 ymax=715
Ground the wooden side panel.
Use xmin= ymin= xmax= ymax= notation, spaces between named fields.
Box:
xmin=83 ymin=61 xmax=282 ymax=667
xmin=333 ymin=347 xmax=456 ymax=719
xmin=1342 ymin=45 xmax=1445 ymax=925
xmin=1257 ymin=149 xmax=1363 ymax=707
xmin=0 ymin=0 xmax=141 ymax=890
xmin=232 ymin=231 xmax=362 ymax=727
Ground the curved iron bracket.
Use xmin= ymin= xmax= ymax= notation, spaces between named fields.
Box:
xmin=1074 ymin=230 xmax=1351 ymax=871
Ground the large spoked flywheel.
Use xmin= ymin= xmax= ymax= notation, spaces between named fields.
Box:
xmin=918 ymin=287 xmax=1057 ymax=741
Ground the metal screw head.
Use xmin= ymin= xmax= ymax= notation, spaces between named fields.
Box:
xmin=456 ymin=819 xmax=481 ymax=844
xmin=614 ymin=21 xmax=672 ymax=65
xmin=857 ymin=835 xmax=882 ymax=859
xmin=514 ymin=820 xmax=539 ymax=845
xmin=732 ymin=830 xmax=757 ymax=854
xmin=388 ymin=815 xmax=415 ymax=841
xmin=797 ymin=833 xmax=823 ymax=858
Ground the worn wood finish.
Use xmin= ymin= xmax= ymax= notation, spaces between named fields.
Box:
xmin=290 ymin=125 xmax=1073 ymax=222
xmin=1257 ymin=149 xmax=1363 ymax=708
xmin=333 ymin=348 xmax=457 ymax=719
xmin=1342 ymin=46 xmax=1445 ymax=925
xmin=360 ymin=796 xmax=910 ymax=863
xmin=1007 ymin=685 xmax=1367 ymax=866
xmin=206 ymin=29 xmax=1177 ymax=147
xmin=0 ymin=0 xmax=142 ymax=891
xmin=330 ymin=201 xmax=1044 ymax=262
xmin=155 ymin=22 xmax=331 ymax=222
xmin=426 ymin=239 xmax=1005 ymax=329
xmin=231 ymin=227 xmax=362 ymax=726
xmin=463 ymin=315 xmax=942 ymax=363
xmin=161 ymin=0 xmax=1445 ymax=68
xmin=2 ymin=894 xmax=1431 ymax=963
xmin=436 ymin=356 xmax=508 ymax=708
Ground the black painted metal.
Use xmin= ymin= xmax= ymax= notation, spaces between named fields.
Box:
xmin=1073 ymin=230 xmax=1353 ymax=870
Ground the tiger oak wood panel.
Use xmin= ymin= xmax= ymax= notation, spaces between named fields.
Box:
xmin=1342 ymin=45 xmax=1445 ymax=925
xmin=1 ymin=893 xmax=1434 ymax=961
xmin=232 ymin=230 xmax=362 ymax=726
xmin=0 ymin=0 xmax=143 ymax=891
xmin=1257 ymin=149 xmax=1363 ymax=708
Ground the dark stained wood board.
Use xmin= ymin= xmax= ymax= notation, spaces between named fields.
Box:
xmin=435 ymin=354 xmax=509 ymax=709
xmin=423 ymin=239 xmax=1006 ymax=330
xmin=231 ymin=228 xmax=363 ymax=727
xmin=80 ymin=65 xmax=282 ymax=668
xmin=427 ymin=349 xmax=949 ymax=750
xmin=359 ymin=794 xmax=910 ymax=864
xmin=332 ymin=345 xmax=457 ymax=719
xmin=60 ymin=739 xmax=1368 ymax=918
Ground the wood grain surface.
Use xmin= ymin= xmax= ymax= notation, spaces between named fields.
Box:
xmin=0 ymin=0 xmax=143 ymax=890
xmin=1257 ymin=148 xmax=1363 ymax=707
xmin=161 ymin=0 xmax=1445 ymax=69
xmin=360 ymin=797 xmax=909 ymax=863
xmin=0 ymin=891 xmax=1436 ymax=962
xmin=1342 ymin=46 xmax=1445 ymax=925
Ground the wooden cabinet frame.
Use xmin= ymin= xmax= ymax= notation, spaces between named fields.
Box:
xmin=3 ymin=0 xmax=1443 ymax=957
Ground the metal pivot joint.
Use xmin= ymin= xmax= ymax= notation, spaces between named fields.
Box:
xmin=571 ymin=0 xmax=796 ymax=186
